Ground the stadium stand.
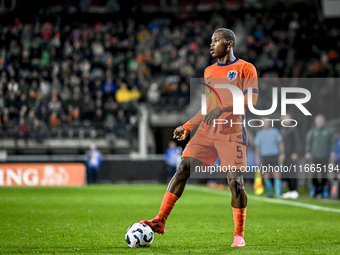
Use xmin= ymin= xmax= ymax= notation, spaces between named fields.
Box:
xmin=0 ymin=0 xmax=339 ymax=155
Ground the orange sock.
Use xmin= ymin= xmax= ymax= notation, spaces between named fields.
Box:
xmin=232 ymin=207 xmax=247 ymax=238
xmin=157 ymin=191 xmax=179 ymax=223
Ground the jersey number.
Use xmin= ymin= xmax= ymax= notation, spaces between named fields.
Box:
xmin=237 ymin=146 xmax=243 ymax=159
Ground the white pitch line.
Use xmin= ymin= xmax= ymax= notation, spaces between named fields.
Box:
xmin=187 ymin=185 xmax=340 ymax=214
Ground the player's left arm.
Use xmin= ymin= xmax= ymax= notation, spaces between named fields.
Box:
xmin=242 ymin=63 xmax=259 ymax=109
xmin=202 ymin=92 xmax=258 ymax=125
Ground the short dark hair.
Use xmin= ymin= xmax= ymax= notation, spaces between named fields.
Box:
xmin=214 ymin=28 xmax=236 ymax=47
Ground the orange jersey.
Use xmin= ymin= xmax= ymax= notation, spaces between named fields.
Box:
xmin=185 ymin=58 xmax=258 ymax=144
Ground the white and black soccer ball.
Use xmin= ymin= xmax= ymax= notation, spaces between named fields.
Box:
xmin=125 ymin=223 xmax=154 ymax=248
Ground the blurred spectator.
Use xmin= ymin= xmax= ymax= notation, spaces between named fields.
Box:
xmin=33 ymin=118 xmax=48 ymax=144
xmin=130 ymin=86 xmax=141 ymax=101
xmin=49 ymin=112 xmax=60 ymax=130
xmin=85 ymin=143 xmax=103 ymax=184
xmin=305 ymin=114 xmax=336 ymax=198
xmin=336 ymin=132 xmax=340 ymax=166
xmin=26 ymin=110 xmax=36 ymax=130
xmin=115 ymin=83 xmax=132 ymax=103
xmin=104 ymin=114 xmax=117 ymax=151
xmin=147 ymin=83 xmax=160 ymax=106
xmin=164 ymin=141 xmax=181 ymax=181
xmin=102 ymin=77 xmax=116 ymax=96
xmin=280 ymin=114 xmax=300 ymax=199
xmin=0 ymin=1 xmax=339 ymax=151
xmin=16 ymin=117 xmax=29 ymax=145
xmin=255 ymin=119 xmax=285 ymax=198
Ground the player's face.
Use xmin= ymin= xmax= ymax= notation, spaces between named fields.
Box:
xmin=210 ymin=32 xmax=230 ymax=58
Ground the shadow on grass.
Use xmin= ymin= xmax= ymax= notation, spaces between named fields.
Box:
xmin=0 ymin=244 xmax=245 ymax=254
xmin=3 ymin=241 xmax=340 ymax=254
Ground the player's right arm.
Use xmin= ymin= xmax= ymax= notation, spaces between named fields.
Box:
xmin=173 ymin=126 xmax=188 ymax=141
xmin=174 ymin=67 xmax=209 ymax=138
xmin=183 ymin=110 xmax=203 ymax=132
xmin=173 ymin=110 xmax=203 ymax=141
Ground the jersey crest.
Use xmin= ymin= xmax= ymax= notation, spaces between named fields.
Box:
xmin=227 ymin=70 xmax=238 ymax=81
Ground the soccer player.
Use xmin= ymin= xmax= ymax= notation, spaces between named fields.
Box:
xmin=141 ymin=28 xmax=258 ymax=247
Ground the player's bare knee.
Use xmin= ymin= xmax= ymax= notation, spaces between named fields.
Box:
xmin=175 ymin=158 xmax=190 ymax=181
xmin=229 ymin=178 xmax=243 ymax=195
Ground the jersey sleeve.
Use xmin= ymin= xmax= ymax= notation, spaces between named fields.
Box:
xmin=183 ymin=110 xmax=203 ymax=132
xmin=183 ymin=68 xmax=208 ymax=131
xmin=242 ymin=63 xmax=258 ymax=95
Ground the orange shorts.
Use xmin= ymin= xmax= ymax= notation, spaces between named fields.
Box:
xmin=182 ymin=134 xmax=246 ymax=169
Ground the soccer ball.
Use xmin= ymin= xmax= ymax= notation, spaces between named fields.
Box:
xmin=125 ymin=223 xmax=154 ymax=248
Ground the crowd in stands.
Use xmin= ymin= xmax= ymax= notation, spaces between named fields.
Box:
xmin=0 ymin=1 xmax=339 ymax=145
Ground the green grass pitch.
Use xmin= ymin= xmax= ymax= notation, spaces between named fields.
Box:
xmin=1 ymin=184 xmax=340 ymax=254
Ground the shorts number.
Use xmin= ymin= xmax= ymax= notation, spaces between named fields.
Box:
xmin=237 ymin=146 xmax=243 ymax=159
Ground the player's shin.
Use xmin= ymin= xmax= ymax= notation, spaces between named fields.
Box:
xmin=157 ymin=191 xmax=179 ymax=223
xmin=228 ymin=175 xmax=247 ymax=238
xmin=232 ymin=207 xmax=247 ymax=238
